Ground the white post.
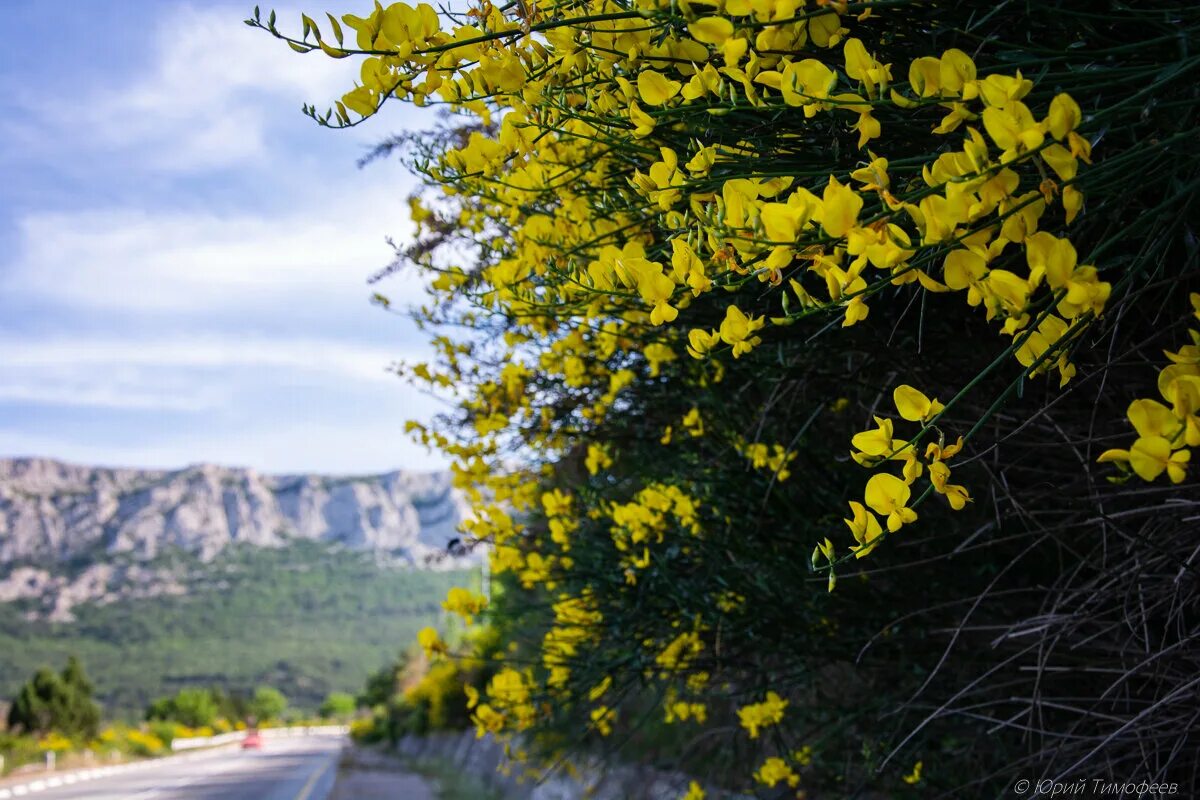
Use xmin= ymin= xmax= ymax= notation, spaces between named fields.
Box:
xmin=45 ymin=751 xmax=56 ymax=771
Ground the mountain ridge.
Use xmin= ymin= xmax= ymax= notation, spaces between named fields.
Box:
xmin=0 ymin=456 xmax=467 ymax=567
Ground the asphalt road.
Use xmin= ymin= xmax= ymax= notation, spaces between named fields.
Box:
xmin=8 ymin=735 xmax=343 ymax=800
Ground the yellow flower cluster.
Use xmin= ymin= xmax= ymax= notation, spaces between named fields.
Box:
xmin=1099 ymin=294 xmax=1200 ymax=483
xmin=736 ymin=440 xmax=797 ymax=481
xmin=663 ymin=686 xmax=708 ymax=725
xmin=813 ymin=384 xmax=970 ymax=584
xmin=753 ymin=756 xmax=800 ymax=789
xmin=471 ymin=667 xmax=537 ymax=738
xmin=608 ymin=483 xmax=701 ymax=583
xmin=543 ymin=590 xmax=603 ymax=689
xmin=736 ymin=690 xmax=788 ymax=739
xmin=443 ymin=586 xmax=488 ymax=624
xmin=258 ymin=0 xmax=1195 ymax=791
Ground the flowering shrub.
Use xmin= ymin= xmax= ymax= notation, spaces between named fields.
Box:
xmin=36 ymin=731 xmax=73 ymax=754
xmin=261 ymin=1 xmax=1200 ymax=795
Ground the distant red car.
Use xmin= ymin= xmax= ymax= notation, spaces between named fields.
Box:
xmin=241 ymin=731 xmax=263 ymax=749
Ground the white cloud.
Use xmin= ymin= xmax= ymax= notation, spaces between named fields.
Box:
xmin=75 ymin=3 xmax=370 ymax=171
xmin=0 ymin=334 xmax=426 ymax=412
xmin=0 ymin=334 xmax=415 ymax=377
xmin=0 ymin=382 xmax=225 ymax=413
xmin=5 ymin=183 xmax=419 ymax=313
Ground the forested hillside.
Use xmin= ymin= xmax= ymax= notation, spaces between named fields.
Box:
xmin=0 ymin=543 xmax=474 ymax=716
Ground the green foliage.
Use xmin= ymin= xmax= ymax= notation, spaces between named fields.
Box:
xmin=359 ymin=626 xmax=503 ymax=744
xmin=146 ymin=720 xmax=181 ymax=748
xmin=145 ymin=687 xmax=219 ymax=728
xmin=0 ymin=733 xmax=42 ymax=776
xmin=357 ymin=657 xmax=407 ymax=710
xmin=0 ymin=543 xmax=476 ymax=718
xmin=6 ymin=657 xmax=100 ymax=738
xmin=319 ymin=691 xmax=356 ymax=719
xmin=248 ymin=686 xmax=288 ymax=723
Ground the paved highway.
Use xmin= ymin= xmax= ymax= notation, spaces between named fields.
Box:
xmin=3 ymin=735 xmax=343 ymax=800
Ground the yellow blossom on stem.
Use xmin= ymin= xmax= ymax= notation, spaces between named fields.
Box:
xmin=851 ymin=416 xmax=897 ymax=459
xmin=443 ymin=586 xmax=488 ymax=624
xmin=845 ymin=500 xmax=884 ymax=558
xmin=417 ymin=626 xmax=446 ymax=657
xmin=737 ymin=691 xmax=788 ymax=739
xmin=754 ymin=757 xmax=800 ymax=788
xmin=864 ymin=472 xmax=918 ymax=531
xmin=718 ymin=305 xmax=765 ymax=357
xmin=893 ymin=384 xmax=944 ymax=423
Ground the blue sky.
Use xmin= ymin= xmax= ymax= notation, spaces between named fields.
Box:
xmin=0 ymin=0 xmax=449 ymax=474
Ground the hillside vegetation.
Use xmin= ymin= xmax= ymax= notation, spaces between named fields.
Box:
xmin=0 ymin=543 xmax=474 ymax=717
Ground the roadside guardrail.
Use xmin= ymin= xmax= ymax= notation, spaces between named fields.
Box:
xmin=0 ymin=725 xmax=349 ymax=799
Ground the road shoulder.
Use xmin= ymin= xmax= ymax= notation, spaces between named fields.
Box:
xmin=329 ymin=746 xmax=438 ymax=800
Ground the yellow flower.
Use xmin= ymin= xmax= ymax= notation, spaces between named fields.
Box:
xmin=842 ymin=37 xmax=891 ymax=98
xmin=718 ymin=305 xmax=765 ymax=357
xmin=587 ymin=676 xmax=612 ymax=702
xmin=1127 ymin=398 xmax=1182 ymax=441
xmin=845 ymin=500 xmax=884 ymax=558
xmin=688 ymin=17 xmax=734 ymax=46
xmin=1099 ymin=437 xmax=1189 ymax=483
xmin=908 ymin=56 xmax=941 ymax=98
xmin=637 ymin=70 xmax=682 ymax=106
xmin=417 ymin=626 xmax=446 ymax=656
xmin=761 ymin=202 xmax=810 ymax=243
xmin=938 ymin=48 xmax=976 ymax=95
xmin=811 ymin=536 xmax=835 ymax=568
xmin=925 ymin=436 xmax=965 ymax=462
xmin=737 ymin=691 xmax=788 ymax=739
xmin=851 ymin=416 xmax=896 ymax=458
xmin=981 ymin=100 xmax=1043 ymax=160
xmin=1046 ymin=93 xmax=1081 ymax=139
xmin=471 ymin=703 xmax=505 ymax=738
xmin=850 ymin=156 xmax=890 ymax=192
xmin=893 ymin=384 xmax=945 ymax=423
xmin=687 ymin=328 xmax=720 ymax=359
xmin=903 ymin=760 xmax=924 ymax=785
xmin=753 ymin=756 xmax=800 ymax=788
xmin=681 ymin=780 xmax=706 ymax=800
xmin=864 ymin=473 xmax=918 ymax=531
xmin=778 ymin=59 xmax=836 ymax=114
xmin=628 ymin=101 xmax=656 ymax=138
xmin=443 ymin=586 xmax=488 ymax=623
xmin=1062 ymin=185 xmax=1084 ymax=224
xmin=586 ymin=444 xmax=613 ymax=475
xmin=821 ymin=176 xmax=863 ymax=239
xmin=590 ymin=705 xmax=614 ymax=736
xmin=928 ymin=461 xmax=971 ymax=510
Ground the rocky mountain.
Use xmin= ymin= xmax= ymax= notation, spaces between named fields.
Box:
xmin=0 ymin=457 xmax=471 ymax=619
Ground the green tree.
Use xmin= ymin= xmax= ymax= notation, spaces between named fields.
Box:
xmin=248 ymin=687 xmax=287 ymax=723
xmin=318 ymin=692 xmax=356 ymax=720
xmin=209 ymin=686 xmax=249 ymax=724
xmin=145 ymin=688 xmax=218 ymax=728
xmin=7 ymin=657 xmax=100 ymax=738
xmin=357 ymin=658 xmax=406 ymax=710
